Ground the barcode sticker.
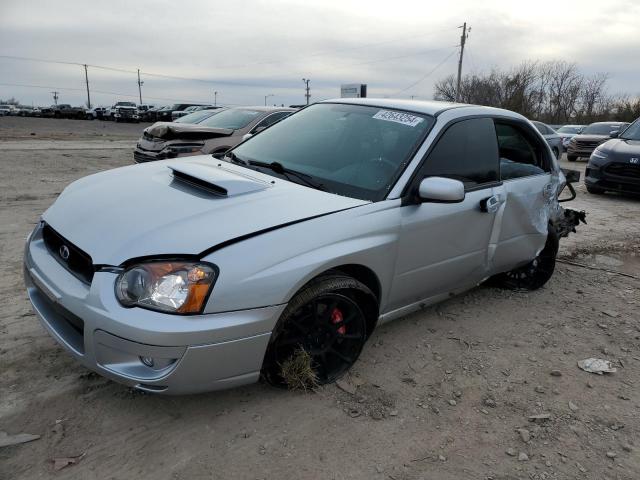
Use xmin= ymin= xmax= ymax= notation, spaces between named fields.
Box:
xmin=373 ymin=110 xmax=424 ymax=127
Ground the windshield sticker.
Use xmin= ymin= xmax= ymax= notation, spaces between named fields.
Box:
xmin=373 ymin=110 xmax=424 ymax=127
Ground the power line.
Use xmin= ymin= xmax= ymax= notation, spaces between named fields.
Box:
xmin=0 ymin=82 xmax=247 ymax=105
xmin=0 ymin=33 xmax=458 ymax=86
xmin=390 ymin=49 xmax=457 ymax=97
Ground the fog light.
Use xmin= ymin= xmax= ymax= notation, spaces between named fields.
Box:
xmin=140 ymin=356 xmax=155 ymax=367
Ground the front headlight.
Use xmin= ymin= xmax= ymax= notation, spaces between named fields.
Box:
xmin=591 ymin=148 xmax=608 ymax=160
xmin=116 ymin=261 xmax=217 ymax=314
xmin=167 ymin=144 xmax=204 ymax=154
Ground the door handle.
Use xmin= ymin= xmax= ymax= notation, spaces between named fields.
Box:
xmin=480 ymin=195 xmax=501 ymax=213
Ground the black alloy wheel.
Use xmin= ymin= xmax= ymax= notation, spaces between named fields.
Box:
xmin=262 ymin=275 xmax=373 ymax=387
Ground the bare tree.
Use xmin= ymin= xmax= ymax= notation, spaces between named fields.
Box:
xmin=432 ymin=59 xmax=636 ymax=124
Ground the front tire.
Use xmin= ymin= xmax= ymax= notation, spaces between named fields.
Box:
xmin=567 ymin=155 xmax=577 ymax=162
xmin=262 ymin=274 xmax=375 ymax=387
xmin=490 ymin=226 xmax=559 ymax=291
xmin=586 ymin=184 xmax=604 ymax=194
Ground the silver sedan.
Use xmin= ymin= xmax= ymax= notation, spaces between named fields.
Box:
xmin=24 ymin=99 xmax=584 ymax=394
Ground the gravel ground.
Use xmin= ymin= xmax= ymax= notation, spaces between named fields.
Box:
xmin=1 ymin=116 xmax=639 ymax=480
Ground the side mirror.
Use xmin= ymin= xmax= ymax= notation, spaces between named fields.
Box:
xmin=418 ymin=177 xmax=465 ymax=203
xmin=609 ymin=130 xmax=619 ymax=138
xmin=242 ymin=133 xmax=253 ymax=142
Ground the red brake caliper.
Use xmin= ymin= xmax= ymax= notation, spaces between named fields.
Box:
xmin=331 ymin=308 xmax=346 ymax=335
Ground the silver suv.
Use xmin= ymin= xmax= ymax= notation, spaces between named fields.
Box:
xmin=24 ymin=99 xmax=584 ymax=394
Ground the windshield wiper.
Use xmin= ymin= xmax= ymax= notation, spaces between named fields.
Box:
xmin=246 ymin=160 xmax=325 ymax=191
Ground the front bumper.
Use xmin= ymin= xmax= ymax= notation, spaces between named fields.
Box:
xmin=567 ymin=145 xmax=597 ymax=157
xmin=585 ymin=159 xmax=640 ymax=195
xmin=24 ymin=224 xmax=285 ymax=394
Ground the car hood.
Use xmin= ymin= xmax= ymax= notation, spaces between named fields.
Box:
xmin=144 ymin=122 xmax=234 ymax=140
xmin=42 ymin=158 xmax=368 ymax=266
xmin=599 ymin=138 xmax=640 ymax=157
xmin=572 ymin=134 xmax=610 ymax=142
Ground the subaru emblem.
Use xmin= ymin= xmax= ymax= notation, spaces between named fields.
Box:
xmin=59 ymin=245 xmax=70 ymax=261
xmin=631 ymin=157 xmax=639 ymax=164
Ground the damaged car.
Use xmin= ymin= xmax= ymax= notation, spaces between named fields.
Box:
xmin=24 ymin=99 xmax=585 ymax=394
xmin=133 ymin=106 xmax=294 ymax=163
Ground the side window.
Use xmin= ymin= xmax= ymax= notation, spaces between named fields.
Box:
xmin=421 ymin=118 xmax=499 ymax=188
xmin=495 ymin=123 xmax=547 ymax=180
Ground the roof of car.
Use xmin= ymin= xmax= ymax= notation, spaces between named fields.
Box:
xmin=232 ymin=106 xmax=296 ymax=112
xmin=320 ymin=98 xmax=523 ymax=119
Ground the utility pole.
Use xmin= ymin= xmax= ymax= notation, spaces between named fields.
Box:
xmin=264 ymin=93 xmax=274 ymax=106
xmin=137 ymin=69 xmax=144 ymax=105
xmin=51 ymin=91 xmax=59 ymax=105
xmin=302 ymin=78 xmax=310 ymax=105
xmin=455 ymin=22 xmax=469 ymax=102
xmin=83 ymin=64 xmax=91 ymax=109
xmin=214 ymin=91 xmax=218 ymax=107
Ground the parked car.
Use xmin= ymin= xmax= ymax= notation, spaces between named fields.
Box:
xmin=139 ymin=105 xmax=163 ymax=122
xmin=107 ymin=101 xmax=139 ymax=122
xmin=25 ymin=99 xmax=585 ymax=394
xmin=43 ymin=104 xmax=86 ymax=119
xmin=556 ymin=125 xmax=584 ymax=150
xmin=137 ymin=104 xmax=155 ymax=118
xmin=17 ymin=106 xmax=35 ymax=116
xmin=0 ymin=105 xmax=12 ymax=116
xmin=85 ymin=107 xmax=108 ymax=120
xmin=567 ymin=121 xmax=629 ymax=161
xmin=134 ymin=106 xmax=294 ymax=163
xmin=531 ymin=121 xmax=562 ymax=158
xmin=585 ymin=117 xmax=640 ymax=195
xmin=155 ymin=103 xmax=207 ymax=122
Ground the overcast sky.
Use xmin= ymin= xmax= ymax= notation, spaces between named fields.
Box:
xmin=1 ymin=0 xmax=638 ymax=108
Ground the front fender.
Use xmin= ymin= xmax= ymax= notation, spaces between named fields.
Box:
xmin=202 ymin=201 xmax=402 ymax=314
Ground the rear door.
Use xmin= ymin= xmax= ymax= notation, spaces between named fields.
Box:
xmin=388 ymin=117 xmax=503 ymax=311
xmin=489 ymin=120 xmax=554 ymax=273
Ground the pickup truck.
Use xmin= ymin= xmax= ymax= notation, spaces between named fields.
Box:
xmin=42 ymin=104 xmax=86 ymax=119
xmin=107 ymin=101 xmax=139 ymax=122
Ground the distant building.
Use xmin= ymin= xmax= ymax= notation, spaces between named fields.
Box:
xmin=340 ymin=84 xmax=367 ymax=98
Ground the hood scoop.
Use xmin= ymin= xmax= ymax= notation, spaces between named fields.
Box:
xmin=168 ymin=162 xmax=271 ymax=197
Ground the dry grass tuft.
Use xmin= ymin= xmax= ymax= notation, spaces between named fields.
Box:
xmin=280 ymin=348 xmax=319 ymax=391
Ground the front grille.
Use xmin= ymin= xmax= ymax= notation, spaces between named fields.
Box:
xmin=604 ymin=162 xmax=640 ymax=179
xmin=42 ymin=224 xmax=94 ymax=284
xmin=574 ymin=140 xmax=601 ymax=150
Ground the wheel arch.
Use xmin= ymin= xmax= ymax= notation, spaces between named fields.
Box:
xmin=296 ymin=263 xmax=382 ymax=336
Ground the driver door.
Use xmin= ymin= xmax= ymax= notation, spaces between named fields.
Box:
xmin=388 ymin=117 xmax=503 ymax=312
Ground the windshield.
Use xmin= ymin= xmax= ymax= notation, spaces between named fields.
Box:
xmin=117 ymin=102 xmax=136 ymax=107
xmin=620 ymin=119 xmax=640 ymax=140
xmin=230 ymin=103 xmax=434 ymax=201
xmin=199 ymin=108 xmax=263 ymax=130
xmin=174 ymin=109 xmax=220 ymax=124
xmin=583 ymin=123 xmax=622 ymax=135
xmin=558 ymin=126 xmax=581 ymax=134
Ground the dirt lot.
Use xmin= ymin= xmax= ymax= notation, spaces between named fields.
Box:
xmin=1 ymin=116 xmax=639 ymax=480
